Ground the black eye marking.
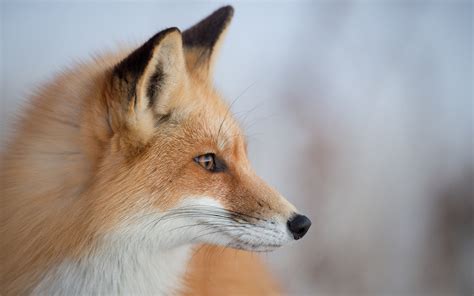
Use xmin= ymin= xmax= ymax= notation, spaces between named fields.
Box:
xmin=193 ymin=153 xmax=227 ymax=173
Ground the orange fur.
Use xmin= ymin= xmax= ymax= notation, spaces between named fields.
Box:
xmin=1 ymin=6 xmax=307 ymax=295
xmin=184 ymin=245 xmax=280 ymax=295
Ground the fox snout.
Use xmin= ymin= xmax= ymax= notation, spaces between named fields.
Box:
xmin=202 ymin=170 xmax=312 ymax=249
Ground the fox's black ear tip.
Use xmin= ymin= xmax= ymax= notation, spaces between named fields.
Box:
xmin=169 ymin=27 xmax=182 ymax=33
xmin=183 ymin=5 xmax=234 ymax=49
xmin=161 ymin=27 xmax=182 ymax=36
xmin=213 ymin=5 xmax=234 ymax=21
xmin=221 ymin=5 xmax=234 ymax=16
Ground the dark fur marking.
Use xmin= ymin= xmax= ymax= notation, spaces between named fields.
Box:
xmin=213 ymin=155 xmax=227 ymax=172
xmin=113 ymin=27 xmax=180 ymax=106
xmin=183 ymin=6 xmax=233 ymax=49
xmin=156 ymin=113 xmax=171 ymax=125
xmin=147 ymin=64 xmax=165 ymax=107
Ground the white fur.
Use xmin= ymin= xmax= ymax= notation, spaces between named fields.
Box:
xmin=33 ymin=197 xmax=293 ymax=295
xmin=33 ymin=244 xmax=191 ymax=296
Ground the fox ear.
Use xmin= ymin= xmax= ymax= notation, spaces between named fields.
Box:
xmin=109 ymin=28 xmax=186 ymax=149
xmin=183 ymin=6 xmax=234 ymax=82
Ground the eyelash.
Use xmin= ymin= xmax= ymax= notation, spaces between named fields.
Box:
xmin=193 ymin=153 xmax=227 ymax=173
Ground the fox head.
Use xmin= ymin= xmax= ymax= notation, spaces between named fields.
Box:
xmin=86 ymin=6 xmax=311 ymax=252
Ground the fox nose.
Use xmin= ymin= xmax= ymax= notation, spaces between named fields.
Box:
xmin=287 ymin=214 xmax=311 ymax=240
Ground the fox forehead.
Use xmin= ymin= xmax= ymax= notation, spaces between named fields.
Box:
xmin=169 ymin=84 xmax=245 ymax=153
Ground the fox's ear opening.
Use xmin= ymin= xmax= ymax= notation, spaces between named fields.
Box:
xmin=183 ymin=6 xmax=234 ymax=82
xmin=108 ymin=28 xmax=187 ymax=150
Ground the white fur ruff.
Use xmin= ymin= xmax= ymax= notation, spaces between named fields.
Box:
xmin=32 ymin=197 xmax=292 ymax=295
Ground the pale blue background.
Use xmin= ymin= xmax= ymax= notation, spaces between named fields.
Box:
xmin=1 ymin=1 xmax=472 ymax=294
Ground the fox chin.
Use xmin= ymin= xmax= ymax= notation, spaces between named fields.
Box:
xmin=1 ymin=6 xmax=311 ymax=296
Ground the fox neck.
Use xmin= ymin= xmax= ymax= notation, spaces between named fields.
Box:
xmin=34 ymin=235 xmax=193 ymax=296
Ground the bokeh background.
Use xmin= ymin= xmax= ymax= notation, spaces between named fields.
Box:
xmin=1 ymin=1 xmax=472 ymax=295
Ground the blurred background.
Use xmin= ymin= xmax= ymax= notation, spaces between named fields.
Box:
xmin=1 ymin=1 xmax=472 ymax=295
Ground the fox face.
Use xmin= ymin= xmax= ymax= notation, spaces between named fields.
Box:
xmin=1 ymin=6 xmax=312 ymax=295
xmin=83 ymin=6 xmax=311 ymax=253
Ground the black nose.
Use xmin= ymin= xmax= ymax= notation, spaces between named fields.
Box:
xmin=287 ymin=214 xmax=311 ymax=240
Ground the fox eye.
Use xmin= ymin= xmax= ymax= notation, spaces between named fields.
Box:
xmin=194 ymin=153 xmax=226 ymax=172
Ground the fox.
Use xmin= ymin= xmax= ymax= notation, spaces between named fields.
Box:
xmin=0 ymin=6 xmax=311 ymax=295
